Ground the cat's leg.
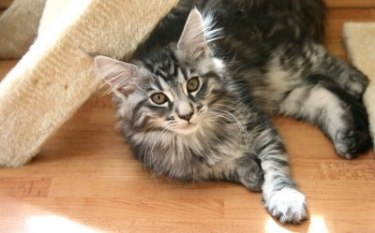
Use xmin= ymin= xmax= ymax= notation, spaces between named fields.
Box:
xmin=310 ymin=44 xmax=368 ymax=99
xmin=233 ymin=156 xmax=264 ymax=192
xmin=235 ymin=127 xmax=307 ymax=224
xmin=279 ymin=76 xmax=372 ymax=159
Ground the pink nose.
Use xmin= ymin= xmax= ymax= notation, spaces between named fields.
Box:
xmin=179 ymin=112 xmax=193 ymax=121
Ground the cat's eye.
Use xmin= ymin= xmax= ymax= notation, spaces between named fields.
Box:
xmin=151 ymin=93 xmax=169 ymax=105
xmin=187 ymin=77 xmax=200 ymax=92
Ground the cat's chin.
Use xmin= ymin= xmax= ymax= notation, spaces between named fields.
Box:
xmin=170 ymin=124 xmax=200 ymax=135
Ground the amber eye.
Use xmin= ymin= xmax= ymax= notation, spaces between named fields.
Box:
xmin=187 ymin=77 xmax=200 ymax=92
xmin=151 ymin=93 xmax=169 ymax=105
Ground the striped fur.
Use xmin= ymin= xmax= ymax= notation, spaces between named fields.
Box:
xmin=95 ymin=0 xmax=371 ymax=224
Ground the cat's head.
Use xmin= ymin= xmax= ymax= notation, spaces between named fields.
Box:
xmin=94 ymin=9 xmax=227 ymax=135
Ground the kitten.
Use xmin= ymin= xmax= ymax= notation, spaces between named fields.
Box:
xmin=94 ymin=0 xmax=371 ymax=224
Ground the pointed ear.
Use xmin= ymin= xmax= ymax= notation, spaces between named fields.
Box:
xmin=94 ymin=55 xmax=140 ymax=95
xmin=177 ymin=9 xmax=209 ymax=60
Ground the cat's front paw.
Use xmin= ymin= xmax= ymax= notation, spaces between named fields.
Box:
xmin=264 ymin=187 xmax=307 ymax=224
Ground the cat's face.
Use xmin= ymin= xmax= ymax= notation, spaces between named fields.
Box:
xmin=146 ymin=74 xmax=204 ymax=135
xmin=94 ymin=9 xmax=226 ymax=135
xmin=136 ymin=56 xmax=225 ymax=135
xmin=94 ymin=51 xmax=225 ymax=135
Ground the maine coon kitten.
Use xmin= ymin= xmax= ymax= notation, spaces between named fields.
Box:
xmin=94 ymin=0 xmax=371 ymax=224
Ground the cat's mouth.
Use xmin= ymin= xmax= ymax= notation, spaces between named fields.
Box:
xmin=170 ymin=122 xmax=199 ymax=135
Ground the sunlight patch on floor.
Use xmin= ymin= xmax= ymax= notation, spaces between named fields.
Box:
xmin=26 ymin=215 xmax=101 ymax=233
xmin=307 ymin=216 xmax=329 ymax=233
xmin=265 ymin=215 xmax=329 ymax=233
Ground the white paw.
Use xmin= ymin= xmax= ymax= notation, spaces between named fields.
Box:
xmin=264 ymin=187 xmax=307 ymax=224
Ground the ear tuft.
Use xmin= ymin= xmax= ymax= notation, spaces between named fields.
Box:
xmin=177 ymin=9 xmax=209 ymax=59
xmin=94 ymin=56 xmax=140 ymax=95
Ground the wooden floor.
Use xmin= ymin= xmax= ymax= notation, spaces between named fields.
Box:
xmin=1 ymin=8 xmax=375 ymax=233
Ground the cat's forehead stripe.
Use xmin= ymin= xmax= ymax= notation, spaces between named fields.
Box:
xmin=150 ymin=78 xmax=163 ymax=91
xmin=152 ymin=64 xmax=190 ymax=87
xmin=178 ymin=68 xmax=188 ymax=83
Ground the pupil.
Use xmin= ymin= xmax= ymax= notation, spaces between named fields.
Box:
xmin=152 ymin=93 xmax=166 ymax=104
xmin=188 ymin=78 xmax=198 ymax=91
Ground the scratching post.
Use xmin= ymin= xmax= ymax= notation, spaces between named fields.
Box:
xmin=0 ymin=0 xmax=178 ymax=167
xmin=0 ymin=0 xmax=46 ymax=59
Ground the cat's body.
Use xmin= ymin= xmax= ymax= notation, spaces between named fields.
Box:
xmin=94 ymin=0 xmax=371 ymax=224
